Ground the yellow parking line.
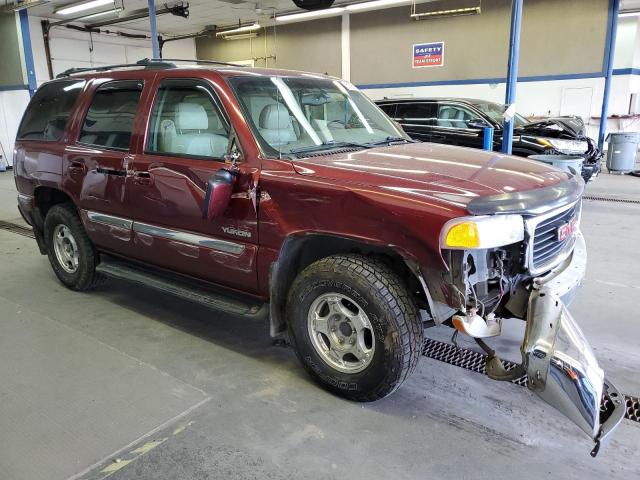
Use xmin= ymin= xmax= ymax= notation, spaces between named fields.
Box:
xmin=131 ymin=439 xmax=167 ymax=455
xmin=172 ymin=421 xmax=195 ymax=436
xmin=100 ymin=459 xmax=132 ymax=474
xmin=97 ymin=438 xmax=167 ymax=479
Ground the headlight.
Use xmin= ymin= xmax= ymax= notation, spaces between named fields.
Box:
xmin=440 ymin=215 xmax=524 ymax=249
xmin=536 ymin=137 xmax=588 ymax=154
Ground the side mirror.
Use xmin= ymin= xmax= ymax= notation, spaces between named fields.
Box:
xmin=467 ymin=118 xmax=489 ymax=130
xmin=203 ymin=168 xmax=238 ymax=221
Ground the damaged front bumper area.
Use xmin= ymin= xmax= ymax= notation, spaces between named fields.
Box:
xmin=491 ymin=233 xmax=625 ymax=455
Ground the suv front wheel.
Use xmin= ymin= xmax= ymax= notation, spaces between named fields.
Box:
xmin=44 ymin=203 xmax=102 ymax=291
xmin=287 ymin=254 xmax=423 ymax=401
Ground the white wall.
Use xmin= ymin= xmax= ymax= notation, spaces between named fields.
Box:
xmin=0 ymin=14 xmax=196 ymax=166
xmin=27 ymin=16 xmax=196 ymax=81
xmin=162 ymin=38 xmax=197 ymax=60
xmin=0 ymin=89 xmax=30 ymax=167
xmin=614 ymin=16 xmax=639 ymax=69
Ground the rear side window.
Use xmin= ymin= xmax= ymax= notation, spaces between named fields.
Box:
xmin=79 ymin=80 xmax=143 ymax=151
xmin=395 ymin=103 xmax=437 ymax=124
xmin=17 ymin=80 xmax=85 ymax=141
xmin=378 ymin=103 xmax=396 ymax=116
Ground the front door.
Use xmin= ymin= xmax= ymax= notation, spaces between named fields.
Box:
xmin=430 ymin=103 xmax=485 ymax=149
xmin=125 ymin=78 xmax=259 ymax=292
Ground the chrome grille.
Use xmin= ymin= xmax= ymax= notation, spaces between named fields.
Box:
xmin=526 ymin=201 xmax=581 ymax=274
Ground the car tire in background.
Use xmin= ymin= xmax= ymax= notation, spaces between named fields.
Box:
xmin=287 ymin=254 xmax=423 ymax=402
xmin=44 ymin=203 xmax=103 ymax=291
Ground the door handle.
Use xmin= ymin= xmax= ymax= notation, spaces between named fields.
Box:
xmin=68 ymin=160 xmax=86 ymax=174
xmin=132 ymin=171 xmax=153 ymax=186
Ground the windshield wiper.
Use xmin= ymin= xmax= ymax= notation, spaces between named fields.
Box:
xmin=364 ymin=136 xmax=415 ymax=147
xmin=290 ymin=141 xmax=368 ymax=156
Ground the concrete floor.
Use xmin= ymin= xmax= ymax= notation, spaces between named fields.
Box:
xmin=0 ymin=170 xmax=639 ymax=480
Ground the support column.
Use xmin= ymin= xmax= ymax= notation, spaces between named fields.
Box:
xmin=148 ymin=0 xmax=160 ymax=59
xmin=501 ymin=0 xmax=523 ymax=155
xmin=341 ymin=13 xmax=350 ymax=81
xmin=18 ymin=10 xmax=37 ymax=96
xmin=598 ymin=0 xmax=620 ymax=151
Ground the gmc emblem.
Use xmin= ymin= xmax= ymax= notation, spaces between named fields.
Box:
xmin=557 ymin=218 xmax=577 ymax=241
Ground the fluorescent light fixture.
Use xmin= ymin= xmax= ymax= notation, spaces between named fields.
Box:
xmin=55 ymin=0 xmax=114 ymax=15
xmin=216 ymin=23 xmax=261 ymax=36
xmin=346 ymin=0 xmax=410 ymax=12
xmin=275 ymin=7 xmax=345 ymax=22
xmin=221 ymin=33 xmax=259 ymax=41
xmin=73 ymin=7 xmax=122 ymax=20
xmin=620 ymin=10 xmax=640 ymax=17
xmin=411 ymin=6 xmax=480 ymax=19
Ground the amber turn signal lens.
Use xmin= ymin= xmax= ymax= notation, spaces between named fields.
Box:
xmin=444 ymin=222 xmax=480 ymax=248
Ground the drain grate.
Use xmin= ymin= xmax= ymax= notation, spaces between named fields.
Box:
xmin=422 ymin=337 xmax=640 ymax=423
xmin=583 ymin=195 xmax=640 ymax=205
xmin=0 ymin=221 xmax=34 ymax=238
xmin=601 ymin=394 xmax=640 ymax=423
xmin=422 ymin=338 xmax=528 ymax=387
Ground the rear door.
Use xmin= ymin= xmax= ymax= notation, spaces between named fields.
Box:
xmin=430 ymin=102 xmax=485 ymax=148
xmin=124 ymin=77 xmax=259 ymax=292
xmin=63 ymin=79 xmax=145 ymax=255
xmin=393 ymin=102 xmax=437 ymax=142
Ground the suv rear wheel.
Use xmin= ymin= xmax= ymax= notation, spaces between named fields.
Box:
xmin=287 ymin=254 xmax=423 ymax=401
xmin=44 ymin=203 xmax=102 ymax=291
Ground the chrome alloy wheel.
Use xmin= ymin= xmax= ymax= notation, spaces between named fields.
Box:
xmin=52 ymin=224 xmax=79 ymax=274
xmin=307 ymin=293 xmax=376 ymax=373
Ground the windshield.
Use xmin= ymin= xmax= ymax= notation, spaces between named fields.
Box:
xmin=228 ymin=76 xmax=408 ymax=157
xmin=472 ymin=101 xmax=529 ymax=128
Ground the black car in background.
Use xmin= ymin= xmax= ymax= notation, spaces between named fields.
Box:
xmin=376 ymin=98 xmax=601 ymax=182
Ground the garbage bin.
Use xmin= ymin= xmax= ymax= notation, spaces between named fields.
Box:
xmin=528 ymin=154 xmax=584 ymax=176
xmin=606 ymin=132 xmax=640 ymax=173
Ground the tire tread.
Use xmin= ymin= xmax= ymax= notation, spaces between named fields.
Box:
xmin=287 ymin=254 xmax=423 ymax=402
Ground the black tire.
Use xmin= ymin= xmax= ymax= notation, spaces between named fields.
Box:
xmin=44 ymin=203 xmax=102 ymax=291
xmin=286 ymin=254 xmax=423 ymax=402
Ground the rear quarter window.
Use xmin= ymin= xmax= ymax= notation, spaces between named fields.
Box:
xmin=17 ymin=79 xmax=85 ymax=141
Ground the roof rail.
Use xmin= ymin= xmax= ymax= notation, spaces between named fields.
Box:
xmin=55 ymin=58 xmax=176 ymax=78
xmin=154 ymin=58 xmax=247 ymax=68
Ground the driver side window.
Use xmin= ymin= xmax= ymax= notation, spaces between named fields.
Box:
xmin=436 ymin=104 xmax=480 ymax=129
xmin=147 ymin=80 xmax=230 ymax=159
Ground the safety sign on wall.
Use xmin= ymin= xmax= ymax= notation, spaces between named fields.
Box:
xmin=412 ymin=42 xmax=445 ymax=68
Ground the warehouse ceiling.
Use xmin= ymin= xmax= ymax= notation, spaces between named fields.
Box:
xmin=20 ymin=0 xmax=640 ymax=36
xmin=24 ymin=0 xmax=356 ymax=35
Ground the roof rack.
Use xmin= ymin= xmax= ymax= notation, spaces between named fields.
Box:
xmin=55 ymin=58 xmax=176 ymax=78
xmin=156 ymin=58 xmax=247 ymax=68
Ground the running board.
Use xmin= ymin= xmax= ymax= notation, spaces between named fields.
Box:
xmin=96 ymin=256 xmax=268 ymax=318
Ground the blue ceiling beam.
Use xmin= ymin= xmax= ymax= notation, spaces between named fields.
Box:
xmin=148 ymin=0 xmax=160 ymax=59
xmin=18 ymin=9 xmax=37 ymax=97
xmin=598 ymin=0 xmax=620 ymax=151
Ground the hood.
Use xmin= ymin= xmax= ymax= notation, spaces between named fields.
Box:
xmin=292 ymin=142 xmax=572 ymax=212
xmin=518 ymin=116 xmax=586 ymax=138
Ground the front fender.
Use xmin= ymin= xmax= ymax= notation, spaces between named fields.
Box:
xmin=267 ymin=232 xmax=441 ymax=337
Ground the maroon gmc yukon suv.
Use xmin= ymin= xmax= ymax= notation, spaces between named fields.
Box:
xmin=13 ymin=59 xmax=624 ymax=454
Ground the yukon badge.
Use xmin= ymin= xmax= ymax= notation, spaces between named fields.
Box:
xmin=222 ymin=226 xmax=251 ymax=238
